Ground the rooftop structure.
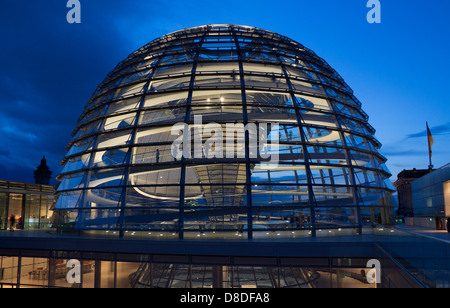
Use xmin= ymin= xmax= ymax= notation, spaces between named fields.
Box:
xmin=33 ymin=156 xmax=52 ymax=186
xmin=53 ymin=24 xmax=395 ymax=239
xmin=0 ymin=25 xmax=446 ymax=290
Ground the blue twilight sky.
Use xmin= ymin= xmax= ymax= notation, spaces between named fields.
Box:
xmin=0 ymin=0 xmax=449 ymax=186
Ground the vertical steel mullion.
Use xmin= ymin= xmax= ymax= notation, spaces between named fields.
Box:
xmin=306 ymin=63 xmax=364 ymax=231
xmin=178 ymin=31 xmax=207 ymax=239
xmin=275 ymin=53 xmax=318 ymax=237
xmin=72 ymin=103 xmax=115 ymax=230
xmin=233 ymin=29 xmax=253 ymax=240
xmin=293 ymin=105 xmax=317 ymax=237
xmin=330 ymin=106 xmax=363 ymax=232
xmin=117 ymin=44 xmax=172 ymax=236
xmin=74 ymin=116 xmax=107 ymax=231
xmin=16 ymin=253 xmax=21 ymax=288
xmin=4 ymin=193 xmax=9 ymax=231
xmin=117 ymin=81 xmax=151 ymax=236
xmin=38 ymin=194 xmax=42 ymax=229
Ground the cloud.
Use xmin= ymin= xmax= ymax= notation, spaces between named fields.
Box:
xmin=407 ymin=122 xmax=450 ymax=139
xmin=381 ymin=149 xmax=425 ymax=157
xmin=0 ymin=1 xmax=166 ymax=182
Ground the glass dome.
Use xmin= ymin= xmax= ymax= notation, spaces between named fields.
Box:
xmin=53 ymin=24 xmax=395 ymax=238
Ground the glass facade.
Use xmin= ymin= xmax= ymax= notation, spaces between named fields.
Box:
xmin=53 ymin=24 xmax=394 ymax=238
xmin=1 ymin=226 xmax=444 ymax=288
xmin=0 ymin=252 xmax=374 ymax=289
xmin=0 ymin=181 xmax=55 ymax=231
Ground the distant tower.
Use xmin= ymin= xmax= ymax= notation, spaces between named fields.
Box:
xmin=34 ymin=156 xmax=52 ymax=185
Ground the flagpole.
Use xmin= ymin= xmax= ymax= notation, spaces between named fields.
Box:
xmin=427 ymin=122 xmax=434 ymax=169
xmin=428 ymin=146 xmax=433 ymax=169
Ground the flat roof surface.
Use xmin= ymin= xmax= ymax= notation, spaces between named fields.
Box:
xmin=0 ymin=229 xmax=386 ymax=257
xmin=0 ymin=226 xmax=441 ymax=259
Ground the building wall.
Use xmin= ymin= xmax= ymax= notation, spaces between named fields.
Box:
xmin=445 ymin=181 xmax=450 ymax=220
xmin=396 ymin=181 xmax=414 ymax=216
xmin=412 ymin=164 xmax=450 ymax=229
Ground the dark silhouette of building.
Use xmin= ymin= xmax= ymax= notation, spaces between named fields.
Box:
xmin=393 ymin=168 xmax=434 ymax=217
xmin=33 ymin=156 xmax=52 ymax=185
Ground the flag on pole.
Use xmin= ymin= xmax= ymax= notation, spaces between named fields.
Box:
xmin=427 ymin=122 xmax=434 ymax=168
xmin=427 ymin=122 xmax=434 ymax=156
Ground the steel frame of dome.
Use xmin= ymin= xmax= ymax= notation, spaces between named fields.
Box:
xmin=53 ymin=24 xmax=395 ymax=239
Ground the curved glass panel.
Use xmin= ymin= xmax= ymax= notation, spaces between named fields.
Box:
xmin=53 ymin=25 xmax=395 ymax=237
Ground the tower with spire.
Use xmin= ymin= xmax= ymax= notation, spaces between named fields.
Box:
xmin=34 ymin=156 xmax=52 ymax=185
